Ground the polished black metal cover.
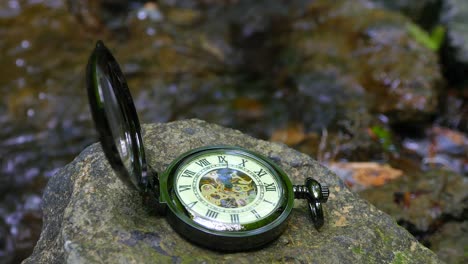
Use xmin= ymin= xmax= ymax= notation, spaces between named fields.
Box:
xmin=86 ymin=41 xmax=149 ymax=191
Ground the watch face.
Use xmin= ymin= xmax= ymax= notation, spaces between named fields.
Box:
xmin=175 ymin=150 xmax=283 ymax=230
xmin=160 ymin=146 xmax=294 ymax=250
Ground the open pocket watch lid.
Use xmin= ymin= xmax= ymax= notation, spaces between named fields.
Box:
xmin=86 ymin=40 xmax=148 ymax=192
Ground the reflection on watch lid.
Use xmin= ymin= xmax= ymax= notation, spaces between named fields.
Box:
xmin=86 ymin=40 xmax=148 ymax=191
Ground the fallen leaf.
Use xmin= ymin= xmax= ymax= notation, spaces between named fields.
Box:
xmin=329 ymin=162 xmax=403 ymax=191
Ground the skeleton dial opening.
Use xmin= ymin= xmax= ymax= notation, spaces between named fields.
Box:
xmin=174 ymin=152 xmax=282 ymax=226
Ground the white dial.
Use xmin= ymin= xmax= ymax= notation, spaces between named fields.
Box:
xmin=174 ymin=152 xmax=282 ymax=227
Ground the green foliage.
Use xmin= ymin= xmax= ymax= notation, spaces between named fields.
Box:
xmin=370 ymin=125 xmax=397 ymax=153
xmin=407 ymin=23 xmax=445 ymax=51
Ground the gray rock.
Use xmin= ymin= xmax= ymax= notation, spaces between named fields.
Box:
xmin=280 ymin=0 xmax=442 ymax=124
xmin=429 ymin=221 xmax=468 ymax=264
xmin=359 ymin=168 xmax=468 ymax=263
xmin=24 ymin=120 xmax=442 ymax=263
xmin=442 ymin=0 xmax=468 ymax=83
xmin=370 ymin=0 xmax=442 ymax=28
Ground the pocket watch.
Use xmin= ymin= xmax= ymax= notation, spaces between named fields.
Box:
xmin=86 ymin=41 xmax=329 ymax=251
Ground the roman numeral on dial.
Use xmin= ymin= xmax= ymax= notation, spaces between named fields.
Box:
xmin=254 ymin=168 xmax=267 ymax=177
xmin=265 ymin=183 xmax=276 ymax=192
xmin=196 ymin=159 xmax=211 ymax=167
xmin=230 ymin=214 xmax=240 ymax=224
xmin=178 ymin=185 xmax=191 ymax=192
xmin=187 ymin=201 xmax=198 ymax=209
xmin=239 ymin=159 xmax=248 ymax=167
xmin=205 ymin=209 xmax=219 ymax=219
xmin=218 ymin=156 xmax=227 ymax=163
xmin=181 ymin=169 xmax=196 ymax=178
xmin=251 ymin=209 xmax=261 ymax=219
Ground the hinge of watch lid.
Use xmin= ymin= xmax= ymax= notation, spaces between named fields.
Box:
xmin=141 ymin=165 xmax=166 ymax=215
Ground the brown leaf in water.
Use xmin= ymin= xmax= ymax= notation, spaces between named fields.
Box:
xmin=330 ymin=162 xmax=403 ymax=190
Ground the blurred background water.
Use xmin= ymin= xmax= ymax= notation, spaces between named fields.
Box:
xmin=0 ymin=0 xmax=466 ymax=263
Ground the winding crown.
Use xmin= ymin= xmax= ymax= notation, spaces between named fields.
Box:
xmin=320 ymin=184 xmax=329 ymax=202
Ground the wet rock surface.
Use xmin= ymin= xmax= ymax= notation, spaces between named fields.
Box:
xmin=358 ymin=168 xmax=468 ymax=264
xmin=329 ymin=123 xmax=468 ymax=264
xmin=280 ymin=0 xmax=442 ymax=124
xmin=24 ymin=120 xmax=441 ymax=263
xmin=429 ymin=221 xmax=468 ymax=264
xmin=371 ymin=0 xmax=443 ymax=28
xmin=441 ymin=0 xmax=468 ymax=84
